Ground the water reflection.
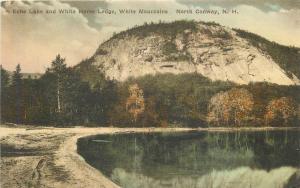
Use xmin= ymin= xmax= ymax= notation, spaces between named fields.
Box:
xmin=111 ymin=167 xmax=298 ymax=188
xmin=77 ymin=130 xmax=300 ymax=188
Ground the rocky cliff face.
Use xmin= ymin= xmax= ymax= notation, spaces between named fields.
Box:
xmin=85 ymin=21 xmax=299 ymax=85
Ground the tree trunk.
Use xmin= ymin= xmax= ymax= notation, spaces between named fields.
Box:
xmin=57 ymin=79 xmax=61 ymax=113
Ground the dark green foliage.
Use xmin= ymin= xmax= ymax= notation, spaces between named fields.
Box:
xmin=245 ymin=83 xmax=300 ymax=126
xmin=1 ymin=66 xmax=10 ymax=123
xmin=161 ymin=42 xmax=192 ymax=62
xmin=10 ymin=64 xmax=24 ymax=124
xmin=108 ymin=73 xmax=234 ymax=127
xmin=234 ymin=29 xmax=300 ymax=79
xmin=88 ymin=79 xmax=118 ymax=125
xmin=164 ymin=53 xmax=193 ymax=62
xmin=74 ymin=58 xmax=107 ymax=87
xmin=12 ymin=64 xmax=22 ymax=87
xmin=1 ymin=56 xmax=118 ymax=127
xmin=107 ymin=20 xmax=197 ymax=41
xmin=214 ymin=30 xmax=232 ymax=40
xmin=41 ymin=56 xmax=118 ymax=126
xmin=96 ymin=49 xmax=108 ymax=55
xmin=162 ymin=42 xmax=178 ymax=55
xmin=202 ymin=21 xmax=221 ymax=26
xmin=2 ymin=23 xmax=300 ymax=128
xmin=1 ymin=66 xmax=10 ymax=89
xmin=2 ymin=63 xmax=299 ymax=127
xmin=20 ymin=78 xmax=51 ymax=124
xmin=200 ymin=27 xmax=232 ymax=40
xmin=108 ymin=74 xmax=300 ymax=127
xmin=48 ymin=54 xmax=67 ymax=74
xmin=144 ymin=56 xmax=153 ymax=62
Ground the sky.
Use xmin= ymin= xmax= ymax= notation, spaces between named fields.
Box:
xmin=1 ymin=0 xmax=300 ymax=73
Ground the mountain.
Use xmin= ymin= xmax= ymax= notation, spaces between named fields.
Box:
xmin=77 ymin=21 xmax=300 ymax=85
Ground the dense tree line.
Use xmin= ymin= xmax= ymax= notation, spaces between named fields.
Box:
xmin=1 ymin=55 xmax=299 ymax=127
xmin=1 ymin=55 xmax=117 ymax=126
xmin=109 ymin=74 xmax=299 ymax=127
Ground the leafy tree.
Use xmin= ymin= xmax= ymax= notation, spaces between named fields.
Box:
xmin=126 ymin=84 xmax=145 ymax=122
xmin=207 ymin=91 xmax=230 ymax=126
xmin=265 ymin=97 xmax=297 ymax=126
xmin=141 ymin=96 xmax=160 ymax=127
xmin=2 ymin=55 xmax=299 ymax=128
xmin=207 ymin=88 xmax=254 ymax=126
xmin=228 ymin=88 xmax=254 ymax=125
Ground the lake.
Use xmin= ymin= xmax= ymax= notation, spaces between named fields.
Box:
xmin=77 ymin=130 xmax=300 ymax=188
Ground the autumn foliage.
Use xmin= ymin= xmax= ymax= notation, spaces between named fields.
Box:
xmin=207 ymin=88 xmax=254 ymax=126
xmin=126 ymin=84 xmax=145 ymax=122
xmin=264 ymin=97 xmax=297 ymax=126
xmin=2 ymin=62 xmax=299 ymax=128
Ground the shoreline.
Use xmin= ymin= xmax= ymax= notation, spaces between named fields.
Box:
xmin=55 ymin=132 xmax=120 ymax=188
xmin=1 ymin=126 xmax=300 ymax=188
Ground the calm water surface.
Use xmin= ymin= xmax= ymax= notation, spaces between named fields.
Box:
xmin=78 ymin=130 xmax=300 ymax=188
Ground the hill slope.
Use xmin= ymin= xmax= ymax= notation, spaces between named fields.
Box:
xmin=77 ymin=21 xmax=300 ymax=85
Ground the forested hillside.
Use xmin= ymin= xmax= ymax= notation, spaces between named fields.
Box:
xmin=1 ymin=21 xmax=300 ymax=127
xmin=1 ymin=57 xmax=299 ymax=127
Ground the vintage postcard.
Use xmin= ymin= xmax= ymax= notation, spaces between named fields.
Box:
xmin=1 ymin=0 xmax=299 ymax=188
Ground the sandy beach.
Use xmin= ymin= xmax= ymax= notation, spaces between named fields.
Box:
xmin=1 ymin=126 xmax=300 ymax=188
xmin=0 ymin=126 xmax=195 ymax=188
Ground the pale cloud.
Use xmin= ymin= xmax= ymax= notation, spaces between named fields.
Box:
xmin=1 ymin=0 xmax=101 ymax=72
xmin=1 ymin=0 xmax=300 ymax=73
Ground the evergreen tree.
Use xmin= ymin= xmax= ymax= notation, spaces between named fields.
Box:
xmin=46 ymin=54 xmax=67 ymax=114
xmin=12 ymin=64 xmax=22 ymax=87
xmin=1 ymin=66 xmax=10 ymax=89
xmin=11 ymin=64 xmax=24 ymax=124
xmin=1 ymin=66 xmax=10 ymax=123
